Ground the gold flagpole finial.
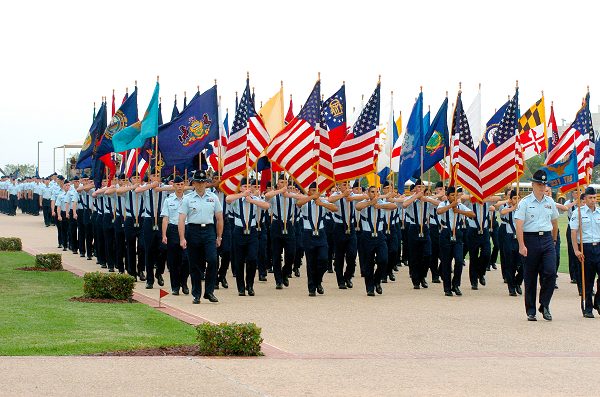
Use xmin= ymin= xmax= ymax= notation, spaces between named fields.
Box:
xmin=197 ymin=85 xmax=200 ymax=92
xmin=515 ymin=80 xmax=519 ymax=88
xmin=587 ymin=85 xmax=590 ymax=93
xmin=246 ymin=71 xmax=250 ymax=79
xmin=125 ymin=87 xmax=128 ymax=94
xmin=541 ymin=90 xmax=544 ymax=97
xmin=134 ymin=80 xmax=137 ymax=87
xmin=445 ymin=90 xmax=448 ymax=98
xmin=378 ymin=75 xmax=381 ymax=84
xmin=420 ymin=85 xmax=423 ymax=93
xmin=458 ymin=82 xmax=462 ymax=93
xmin=156 ymin=75 xmax=160 ymax=82
xmin=318 ymin=72 xmax=321 ymax=81
xmin=214 ymin=79 xmax=217 ymax=86
xmin=280 ymin=80 xmax=283 ymax=88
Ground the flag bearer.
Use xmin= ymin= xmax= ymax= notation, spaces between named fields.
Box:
xmin=500 ymin=190 xmax=524 ymax=297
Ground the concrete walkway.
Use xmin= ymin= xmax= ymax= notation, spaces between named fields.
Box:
xmin=1 ymin=213 xmax=600 ymax=396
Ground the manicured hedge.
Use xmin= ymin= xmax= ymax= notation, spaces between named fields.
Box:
xmin=196 ymin=322 xmax=263 ymax=356
xmin=35 ymin=253 xmax=63 ymax=270
xmin=0 ymin=237 xmax=22 ymax=251
xmin=83 ymin=272 xmax=135 ymax=300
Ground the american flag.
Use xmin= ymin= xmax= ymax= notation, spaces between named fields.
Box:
xmin=266 ymin=81 xmax=323 ymax=191
xmin=452 ymin=92 xmax=482 ymax=201
xmin=220 ymin=79 xmax=269 ymax=194
xmin=585 ymin=93 xmax=596 ymax=171
xmin=479 ymin=91 xmax=521 ymax=198
xmin=546 ymin=97 xmax=592 ymax=190
xmin=333 ymin=83 xmax=380 ymax=182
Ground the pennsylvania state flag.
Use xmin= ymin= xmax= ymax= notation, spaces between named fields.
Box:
xmin=76 ymin=101 xmax=107 ymax=169
xmin=539 ymin=150 xmax=578 ymax=188
xmin=414 ymin=98 xmax=448 ymax=177
xmin=113 ymin=82 xmax=160 ymax=152
xmin=95 ymin=87 xmax=139 ymax=158
xmin=158 ymin=85 xmax=219 ymax=174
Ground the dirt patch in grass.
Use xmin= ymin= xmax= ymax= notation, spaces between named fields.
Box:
xmin=16 ymin=267 xmax=65 ymax=272
xmin=69 ymin=296 xmax=137 ymax=304
xmin=90 ymin=345 xmax=200 ymax=356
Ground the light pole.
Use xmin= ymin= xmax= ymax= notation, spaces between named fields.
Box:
xmin=37 ymin=141 xmax=43 ymax=177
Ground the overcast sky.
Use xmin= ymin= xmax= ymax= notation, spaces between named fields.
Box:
xmin=1 ymin=0 xmax=597 ymax=176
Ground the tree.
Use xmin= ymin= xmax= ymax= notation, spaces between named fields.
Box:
xmin=2 ymin=164 xmax=36 ymax=178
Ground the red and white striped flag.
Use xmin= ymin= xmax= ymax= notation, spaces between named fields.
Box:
xmin=220 ymin=79 xmax=269 ymax=194
xmin=267 ymin=81 xmax=333 ymax=191
xmin=333 ymin=83 xmax=380 ymax=182
xmin=452 ymin=92 xmax=482 ymax=201
xmin=479 ymin=91 xmax=521 ymax=198
xmin=547 ymin=95 xmax=593 ymax=191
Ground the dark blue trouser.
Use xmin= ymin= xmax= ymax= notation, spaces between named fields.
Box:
xmin=581 ymin=244 xmax=600 ymax=314
xmin=124 ymin=217 xmax=144 ymax=276
xmin=271 ymin=221 xmax=296 ymax=285
xmin=186 ymin=224 xmax=217 ymax=298
xmin=257 ymin=226 xmax=268 ymax=278
xmin=233 ymin=226 xmax=258 ymax=293
xmin=333 ymin=224 xmax=357 ymax=285
xmin=428 ymin=225 xmax=440 ymax=280
xmin=102 ymin=214 xmax=115 ymax=270
xmin=293 ymin=222 xmax=304 ymax=272
xmin=384 ymin=225 xmax=399 ymax=280
xmin=439 ymin=228 xmax=464 ymax=292
xmin=166 ymin=224 xmax=189 ymax=292
xmin=94 ymin=213 xmax=106 ymax=265
xmin=522 ymin=234 xmax=556 ymax=316
xmin=142 ymin=217 xmax=163 ymax=285
xmin=360 ymin=231 xmax=388 ymax=293
xmin=498 ymin=224 xmax=507 ymax=281
xmin=501 ymin=232 xmax=523 ymax=293
xmin=217 ymin=219 xmax=233 ymax=279
xmin=77 ymin=209 xmax=86 ymax=256
xmin=566 ymin=226 xmax=581 ymax=291
xmin=467 ymin=228 xmax=491 ymax=286
xmin=407 ymin=224 xmax=431 ymax=284
xmin=114 ymin=216 xmax=126 ymax=273
xmin=489 ymin=222 xmax=499 ymax=267
xmin=303 ymin=229 xmax=328 ymax=293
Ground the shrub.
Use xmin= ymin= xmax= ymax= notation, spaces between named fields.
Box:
xmin=83 ymin=272 xmax=135 ymax=300
xmin=196 ymin=322 xmax=263 ymax=356
xmin=0 ymin=237 xmax=22 ymax=251
xmin=35 ymin=253 xmax=63 ymax=270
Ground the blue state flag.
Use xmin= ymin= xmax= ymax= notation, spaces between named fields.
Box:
xmin=540 ymin=150 xmax=578 ymax=188
xmin=76 ymin=102 xmax=107 ymax=169
xmin=113 ymin=82 xmax=160 ymax=152
xmin=158 ymin=85 xmax=219 ymax=173
xmin=478 ymin=101 xmax=509 ymax=157
xmin=422 ymin=110 xmax=430 ymax=137
xmin=397 ymin=92 xmax=423 ymax=189
xmin=96 ymin=88 xmax=139 ymax=158
xmin=415 ymin=98 xmax=449 ymax=176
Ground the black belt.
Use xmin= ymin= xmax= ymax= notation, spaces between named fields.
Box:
xmin=583 ymin=242 xmax=600 ymax=247
xmin=523 ymin=231 xmax=551 ymax=236
xmin=189 ymin=223 xmax=214 ymax=228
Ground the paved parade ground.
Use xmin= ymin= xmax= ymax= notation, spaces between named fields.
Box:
xmin=2 ymin=213 xmax=600 ymax=396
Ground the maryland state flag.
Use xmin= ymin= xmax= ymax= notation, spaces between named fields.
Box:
xmin=518 ymin=97 xmax=546 ymax=160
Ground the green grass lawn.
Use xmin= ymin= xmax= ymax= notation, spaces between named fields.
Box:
xmin=0 ymin=251 xmax=196 ymax=355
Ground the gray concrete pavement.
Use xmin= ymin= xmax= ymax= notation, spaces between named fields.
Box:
xmin=2 ymin=213 xmax=600 ymax=396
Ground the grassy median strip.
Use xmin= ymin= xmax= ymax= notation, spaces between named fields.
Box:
xmin=0 ymin=251 xmax=196 ymax=356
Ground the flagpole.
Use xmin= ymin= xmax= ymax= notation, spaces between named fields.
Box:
xmin=451 ymin=84 xmax=462 ymax=241
xmin=389 ymin=91 xmax=394 ymax=183
xmin=577 ymin=184 xmax=586 ymax=314
xmin=135 ymin=149 xmax=139 ymax=227
xmin=419 ymin=86 xmax=424 ymax=237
